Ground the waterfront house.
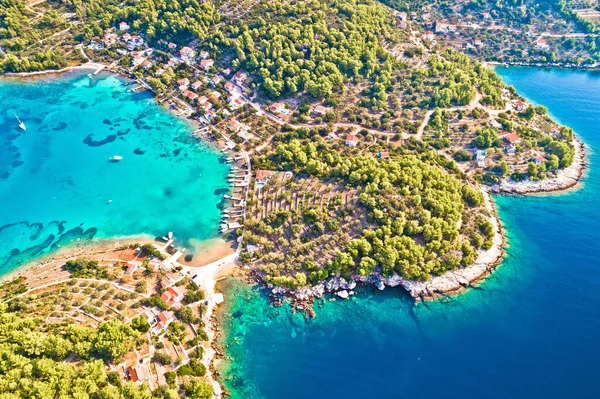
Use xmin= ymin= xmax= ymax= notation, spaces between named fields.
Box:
xmin=511 ymin=100 xmax=527 ymax=111
xmin=127 ymin=364 xmax=149 ymax=383
xmin=345 ymin=134 xmax=358 ymax=147
xmin=256 ymin=170 xmax=276 ymax=187
xmin=200 ymin=58 xmax=214 ymax=71
xmin=535 ymin=37 xmax=550 ymax=50
xmin=119 ymin=21 xmax=130 ymax=31
xmin=180 ymin=46 xmax=196 ymax=63
xmin=160 ymin=272 xmax=182 ymax=289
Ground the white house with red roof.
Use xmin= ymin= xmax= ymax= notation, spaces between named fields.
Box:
xmin=233 ymin=71 xmax=248 ymax=84
xmin=534 ymin=155 xmax=546 ymax=165
xmin=128 ymin=364 xmax=149 ymax=383
xmin=269 ymin=102 xmax=286 ymax=114
xmin=256 ymin=170 xmax=276 ymax=187
xmin=177 ymin=78 xmax=190 ymax=91
xmin=160 ymin=272 xmax=182 ymax=289
xmin=161 ymin=286 xmax=187 ymax=307
xmin=313 ymin=105 xmax=331 ymax=116
xmin=345 ymin=134 xmax=358 ymax=147
xmin=168 ymin=42 xmax=177 ymax=51
xmin=153 ymin=310 xmax=176 ymax=333
xmin=180 ymin=46 xmax=196 ymax=63
xmin=200 ymin=50 xmax=210 ymax=59
xmin=535 ymin=37 xmax=550 ymax=50
xmin=503 ymin=133 xmax=520 ymax=145
xmin=119 ymin=22 xmax=130 ymax=31
xmin=200 ymin=58 xmax=214 ymax=70
xmin=190 ymin=81 xmax=202 ymax=91
xmin=224 ymin=81 xmax=240 ymax=94
xmin=423 ymin=30 xmax=435 ymax=41
xmin=228 ymin=119 xmax=244 ymax=133
xmin=511 ymin=100 xmax=527 ymax=112
xmin=183 ymin=90 xmax=198 ymax=102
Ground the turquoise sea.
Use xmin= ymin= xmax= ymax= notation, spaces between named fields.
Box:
xmin=0 ymin=71 xmax=229 ymax=274
xmin=219 ymin=67 xmax=600 ymax=398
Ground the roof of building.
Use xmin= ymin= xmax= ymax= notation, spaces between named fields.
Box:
xmin=504 ymin=133 xmax=520 ymax=143
xmin=128 ymin=364 xmax=149 ymax=382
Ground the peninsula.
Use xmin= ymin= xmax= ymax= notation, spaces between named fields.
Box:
xmin=0 ymin=0 xmax=591 ymax=397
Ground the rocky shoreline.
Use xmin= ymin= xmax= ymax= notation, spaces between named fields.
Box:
xmin=490 ymin=138 xmax=586 ymax=195
xmin=256 ymin=190 xmax=505 ymax=311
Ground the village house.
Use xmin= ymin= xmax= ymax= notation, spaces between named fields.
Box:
xmin=410 ymin=11 xmax=417 ymax=19
xmin=168 ymin=42 xmax=177 ymax=51
xmin=435 ymin=22 xmax=457 ymax=33
xmin=177 ymin=78 xmax=189 ymax=91
xmin=396 ymin=11 xmax=407 ymax=22
xmin=119 ymin=21 xmax=130 ymax=31
xmin=224 ymin=81 xmax=240 ymax=94
xmin=127 ymin=364 xmax=149 ymax=383
xmin=473 ymin=39 xmax=483 ymax=47
xmin=155 ymin=68 xmax=164 ymax=76
xmin=535 ymin=37 xmax=550 ymax=50
xmin=153 ymin=310 xmax=176 ymax=333
xmin=505 ymin=144 xmax=516 ymax=155
xmin=229 ymin=96 xmax=245 ymax=110
xmin=160 ymin=272 xmax=182 ymax=289
xmin=378 ymin=151 xmax=390 ymax=159
xmin=200 ymin=58 xmax=214 ymax=71
xmin=423 ymin=30 xmax=435 ymax=41
xmin=482 ymin=11 xmax=492 ymax=20
xmin=233 ymin=71 xmax=248 ymax=85
xmin=269 ymin=102 xmax=286 ymax=115
xmin=88 ymin=37 xmax=104 ymax=51
xmin=125 ymin=262 xmax=138 ymax=275
xmin=190 ymin=81 xmax=202 ymax=91
xmin=534 ymin=155 xmax=546 ymax=165
xmin=131 ymin=52 xmax=145 ymax=67
xmin=161 ymin=286 xmax=188 ymax=307
xmin=103 ymin=32 xmax=118 ymax=47
xmin=199 ymin=50 xmax=210 ymax=59
xmin=180 ymin=46 xmax=196 ymax=63
xmin=208 ymin=75 xmax=222 ymax=86
xmin=313 ymin=105 xmax=331 ymax=116
xmin=222 ymin=68 xmax=232 ymax=76
xmin=345 ymin=134 xmax=358 ymax=147
xmin=504 ymin=133 xmax=521 ymax=146
xmin=122 ymin=32 xmax=132 ymax=42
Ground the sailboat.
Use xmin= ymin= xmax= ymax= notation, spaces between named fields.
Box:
xmin=14 ymin=113 xmax=26 ymax=131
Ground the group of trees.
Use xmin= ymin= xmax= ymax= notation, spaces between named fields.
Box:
xmin=215 ymin=0 xmax=404 ymax=99
xmin=245 ymin=130 xmax=495 ymax=284
xmin=0 ymin=310 xmax=153 ymax=398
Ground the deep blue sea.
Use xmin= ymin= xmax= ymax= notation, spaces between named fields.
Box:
xmin=0 ymin=71 xmax=229 ymax=274
xmin=218 ymin=67 xmax=600 ymax=399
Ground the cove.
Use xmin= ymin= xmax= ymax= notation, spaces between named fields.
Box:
xmin=0 ymin=71 xmax=229 ymax=274
xmin=218 ymin=67 xmax=600 ymax=399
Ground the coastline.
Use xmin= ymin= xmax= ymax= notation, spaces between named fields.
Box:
xmin=1 ymin=62 xmax=106 ymax=78
xmin=0 ymin=234 xmax=156 ymax=284
xmin=490 ymin=137 xmax=586 ymax=195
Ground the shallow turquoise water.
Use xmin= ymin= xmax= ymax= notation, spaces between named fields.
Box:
xmin=0 ymin=72 xmax=229 ymax=273
xmin=219 ymin=67 xmax=600 ymax=399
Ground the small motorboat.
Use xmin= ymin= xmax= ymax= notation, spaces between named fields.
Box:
xmin=109 ymin=155 xmax=123 ymax=162
xmin=15 ymin=113 xmax=26 ymax=131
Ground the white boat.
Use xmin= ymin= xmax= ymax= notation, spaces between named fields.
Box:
xmin=109 ymin=155 xmax=123 ymax=162
xmin=14 ymin=114 xmax=26 ymax=131
xmin=168 ymin=231 xmax=173 ymax=240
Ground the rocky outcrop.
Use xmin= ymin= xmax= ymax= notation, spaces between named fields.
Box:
xmin=490 ymin=138 xmax=586 ymax=195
